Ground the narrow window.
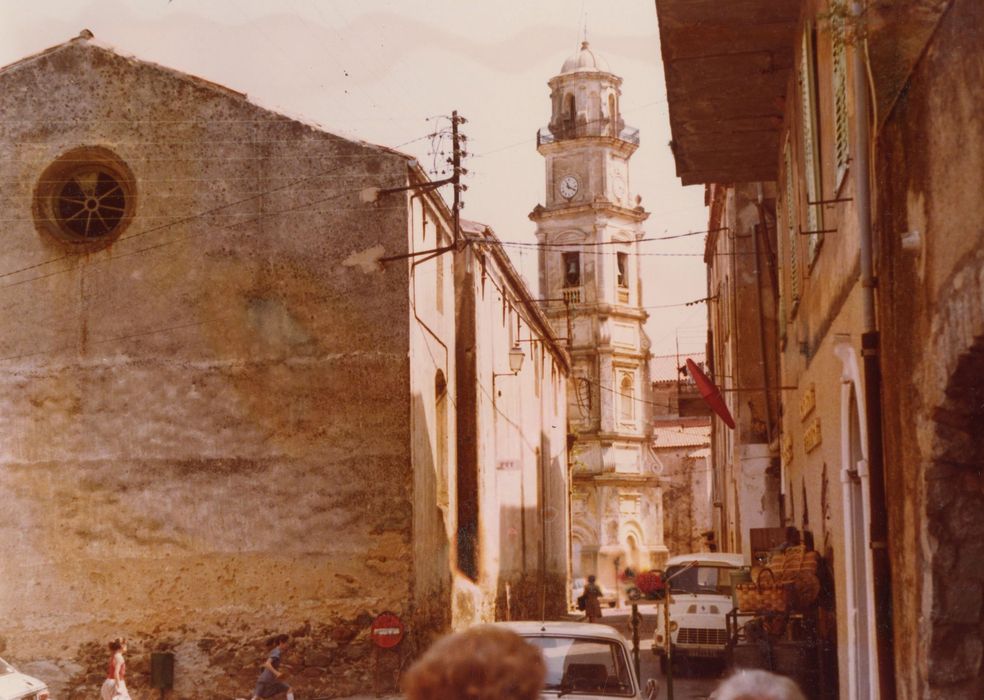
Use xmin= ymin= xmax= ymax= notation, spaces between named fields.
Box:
xmin=617 ymin=252 xmax=628 ymax=288
xmin=435 ymin=371 xmax=448 ymax=487
xmin=562 ymin=252 xmax=581 ymax=287
xmin=609 ymin=94 xmax=618 ymax=134
xmin=435 ymin=250 xmax=444 ymax=315
xmin=565 ymin=93 xmax=576 ymax=134
xmin=619 ymin=373 xmax=635 ymax=422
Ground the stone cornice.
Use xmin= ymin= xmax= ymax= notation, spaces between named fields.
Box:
xmin=529 ymin=200 xmax=649 ymax=224
xmin=572 ymin=472 xmax=662 ymax=486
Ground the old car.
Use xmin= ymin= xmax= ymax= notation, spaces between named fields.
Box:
xmin=0 ymin=657 xmax=49 ymax=700
xmin=652 ymin=552 xmax=745 ymax=671
xmin=494 ymin=621 xmax=658 ymax=699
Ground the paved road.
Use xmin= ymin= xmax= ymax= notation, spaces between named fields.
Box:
xmin=337 ymin=603 xmax=722 ymax=700
xmin=598 ymin=603 xmax=721 ymax=700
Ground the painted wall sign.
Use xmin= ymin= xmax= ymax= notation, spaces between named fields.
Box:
xmin=781 ymin=432 xmax=794 ymax=465
xmin=804 ymin=416 xmax=823 ymax=453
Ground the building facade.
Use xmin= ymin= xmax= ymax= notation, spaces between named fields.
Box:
xmin=656 ymin=0 xmax=984 ymax=698
xmin=0 ymin=33 xmax=568 ymax=699
xmin=531 ymin=42 xmax=666 ymax=593
xmin=650 ymin=354 xmax=714 ymax=556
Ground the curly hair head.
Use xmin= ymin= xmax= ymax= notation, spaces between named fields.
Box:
xmin=402 ymin=626 xmax=545 ymax=700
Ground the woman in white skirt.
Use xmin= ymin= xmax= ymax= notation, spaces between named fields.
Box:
xmin=100 ymin=638 xmax=131 ymax=700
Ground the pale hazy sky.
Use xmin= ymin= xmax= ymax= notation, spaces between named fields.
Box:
xmin=0 ymin=0 xmax=709 ymax=357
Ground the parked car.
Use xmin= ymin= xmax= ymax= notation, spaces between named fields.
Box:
xmin=571 ymin=577 xmax=617 ymax=609
xmin=651 ymin=552 xmax=745 ymax=671
xmin=494 ymin=621 xmax=657 ymax=699
xmin=0 ymin=657 xmax=49 ymax=700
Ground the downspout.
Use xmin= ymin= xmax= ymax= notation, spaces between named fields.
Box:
xmin=753 ymin=185 xmax=775 ymax=447
xmin=852 ymin=2 xmax=896 ymax=697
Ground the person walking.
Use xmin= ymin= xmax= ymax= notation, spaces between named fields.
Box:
xmin=583 ymin=574 xmax=604 ymax=623
xmin=247 ymin=634 xmax=294 ymax=700
xmin=100 ymin=638 xmax=130 ymax=700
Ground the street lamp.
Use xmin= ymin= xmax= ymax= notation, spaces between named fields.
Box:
xmin=492 ymin=343 xmax=525 ymax=406
xmin=507 ymin=343 xmax=525 ymax=373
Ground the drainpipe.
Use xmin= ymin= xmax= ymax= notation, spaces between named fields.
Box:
xmin=753 ymin=184 xmax=775 ymax=448
xmin=852 ymin=2 xmax=896 ymax=697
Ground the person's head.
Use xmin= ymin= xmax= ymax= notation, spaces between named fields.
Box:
xmin=108 ymin=638 xmax=126 ymax=653
xmin=785 ymin=527 xmax=801 ymax=546
xmin=710 ymin=670 xmax=806 ymax=700
xmin=402 ymin=626 xmax=545 ymax=700
xmin=587 ymin=575 xmax=596 ymax=584
xmin=267 ymin=634 xmax=289 ymax=649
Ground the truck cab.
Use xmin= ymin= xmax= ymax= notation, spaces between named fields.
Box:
xmin=651 ymin=552 xmax=745 ymax=669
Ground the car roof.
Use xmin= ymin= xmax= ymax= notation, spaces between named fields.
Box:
xmin=489 ymin=620 xmax=630 ymax=643
xmin=665 ymin=552 xmax=745 ymax=567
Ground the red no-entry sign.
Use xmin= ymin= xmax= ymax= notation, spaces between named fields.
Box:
xmin=370 ymin=612 xmax=405 ymax=649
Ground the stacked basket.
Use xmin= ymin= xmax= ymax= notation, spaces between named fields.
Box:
xmin=735 ymin=546 xmax=821 ymax=612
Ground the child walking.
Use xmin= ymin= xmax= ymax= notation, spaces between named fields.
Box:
xmin=245 ymin=635 xmax=294 ymax=700
xmin=100 ymin=638 xmax=130 ymax=700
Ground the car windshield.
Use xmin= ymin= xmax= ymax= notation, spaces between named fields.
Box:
xmin=0 ymin=657 xmax=15 ymax=675
xmin=526 ymin=636 xmax=634 ymax=696
xmin=664 ymin=564 xmax=738 ymax=595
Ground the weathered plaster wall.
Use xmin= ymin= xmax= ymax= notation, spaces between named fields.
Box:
xmin=875 ymin=1 xmax=984 ymax=696
xmin=0 ymin=38 xmax=418 ymax=699
xmin=454 ymin=240 xmax=570 ymax=625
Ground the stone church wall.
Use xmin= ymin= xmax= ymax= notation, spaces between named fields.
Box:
xmin=0 ymin=38 xmax=420 ymax=699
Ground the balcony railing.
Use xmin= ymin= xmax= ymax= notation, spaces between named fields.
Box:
xmin=537 ymin=122 xmax=640 ymax=147
xmin=562 ymin=288 xmax=582 ymax=304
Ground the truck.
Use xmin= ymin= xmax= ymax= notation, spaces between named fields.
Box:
xmin=651 ymin=552 xmax=746 ymax=671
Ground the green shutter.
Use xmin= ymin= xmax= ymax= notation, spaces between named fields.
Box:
xmin=799 ymin=23 xmax=824 ymax=267
xmin=832 ymin=12 xmax=850 ymax=190
xmin=784 ymin=139 xmax=800 ymax=314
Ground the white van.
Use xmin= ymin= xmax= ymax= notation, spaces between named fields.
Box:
xmin=651 ymin=552 xmax=745 ymax=670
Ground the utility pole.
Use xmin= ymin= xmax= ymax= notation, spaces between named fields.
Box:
xmin=450 ymin=110 xmax=467 ymax=248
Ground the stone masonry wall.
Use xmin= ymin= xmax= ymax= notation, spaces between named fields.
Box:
xmin=0 ymin=38 xmax=417 ymax=698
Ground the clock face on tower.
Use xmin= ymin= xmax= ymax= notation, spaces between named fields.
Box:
xmin=559 ymin=175 xmax=579 ymax=200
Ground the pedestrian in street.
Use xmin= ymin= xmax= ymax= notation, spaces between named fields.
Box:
xmin=100 ymin=637 xmax=130 ymax=700
xmin=245 ymin=634 xmax=294 ymax=700
xmin=402 ymin=625 xmax=545 ymax=700
xmin=583 ymin=574 xmax=604 ymax=623
xmin=710 ymin=669 xmax=806 ymax=700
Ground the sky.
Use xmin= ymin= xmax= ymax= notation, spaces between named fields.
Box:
xmin=0 ymin=0 xmax=710 ymax=357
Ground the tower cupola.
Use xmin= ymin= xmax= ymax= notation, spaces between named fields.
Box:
xmin=543 ymin=41 xmax=632 ymax=144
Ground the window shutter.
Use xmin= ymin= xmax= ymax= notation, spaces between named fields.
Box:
xmin=784 ymin=139 xmax=801 ymax=313
xmin=799 ymin=23 xmax=824 ymax=267
xmin=832 ymin=12 xmax=850 ymax=189
xmin=776 ymin=179 xmax=788 ymax=343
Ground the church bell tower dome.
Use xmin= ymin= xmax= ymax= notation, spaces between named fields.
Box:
xmin=560 ymin=40 xmax=611 ymax=75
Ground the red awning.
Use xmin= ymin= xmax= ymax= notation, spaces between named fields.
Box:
xmin=686 ymin=358 xmax=736 ymax=430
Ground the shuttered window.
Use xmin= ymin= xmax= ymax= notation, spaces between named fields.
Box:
xmin=832 ymin=11 xmax=850 ymax=190
xmin=784 ymin=139 xmax=800 ymax=315
xmin=776 ymin=181 xmax=787 ymax=344
xmin=799 ymin=23 xmax=824 ymax=267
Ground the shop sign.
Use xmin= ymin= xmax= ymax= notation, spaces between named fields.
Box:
xmin=804 ymin=416 xmax=822 ymax=453
xmin=799 ymin=383 xmax=816 ymax=421
xmin=781 ymin=432 xmax=794 ymax=465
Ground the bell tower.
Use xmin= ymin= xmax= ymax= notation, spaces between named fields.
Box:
xmin=531 ymin=41 xmax=667 ymax=590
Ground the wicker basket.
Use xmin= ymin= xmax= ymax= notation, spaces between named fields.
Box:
xmin=736 ymin=568 xmax=792 ymax=612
